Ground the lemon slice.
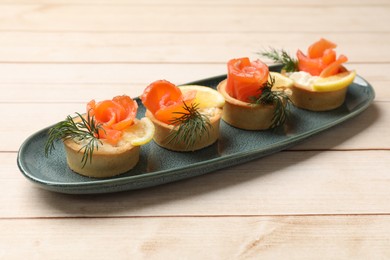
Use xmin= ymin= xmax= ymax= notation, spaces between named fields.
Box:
xmin=269 ymin=71 xmax=294 ymax=90
xmin=123 ymin=117 xmax=155 ymax=146
xmin=312 ymin=70 xmax=356 ymax=92
xmin=179 ymin=85 xmax=225 ymax=108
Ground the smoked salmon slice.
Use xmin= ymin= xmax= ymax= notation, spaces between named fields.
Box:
xmin=297 ymin=38 xmax=348 ymax=77
xmin=308 ymin=38 xmax=337 ymax=59
xmin=226 ymin=57 xmax=269 ymax=102
xmin=297 ymin=50 xmax=325 ymax=76
xmin=320 ymin=55 xmax=348 ymax=77
xmin=141 ymin=80 xmax=196 ymax=124
xmin=87 ymin=95 xmax=138 ymax=145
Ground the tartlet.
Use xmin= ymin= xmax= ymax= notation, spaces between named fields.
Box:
xmin=46 ymin=95 xmax=154 ymax=178
xmin=263 ymin=38 xmax=356 ymax=111
xmin=141 ymin=80 xmax=224 ymax=152
xmin=63 ymin=124 xmax=141 ymax=178
xmin=217 ymin=79 xmax=276 ymax=130
xmin=217 ymin=57 xmax=288 ymax=130
xmin=287 ymin=70 xmax=352 ymax=111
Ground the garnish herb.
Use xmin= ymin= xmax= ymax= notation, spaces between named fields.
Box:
xmin=260 ymin=48 xmax=298 ymax=72
xmin=44 ymin=112 xmax=103 ymax=167
xmin=250 ymin=75 xmax=290 ymax=129
xmin=167 ymin=102 xmax=211 ymax=150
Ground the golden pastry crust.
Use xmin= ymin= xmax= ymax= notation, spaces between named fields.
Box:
xmin=217 ymin=79 xmax=277 ymax=130
xmin=289 ymin=83 xmax=348 ymax=111
xmin=286 ymin=67 xmax=351 ymax=111
xmin=62 ymin=118 xmax=144 ymax=178
xmin=145 ymin=108 xmax=222 ymax=152
xmin=63 ymin=139 xmax=139 ymax=178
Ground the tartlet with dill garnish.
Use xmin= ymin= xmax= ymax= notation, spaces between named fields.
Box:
xmin=141 ymin=80 xmax=224 ymax=152
xmin=45 ymin=95 xmax=154 ymax=178
xmin=261 ymin=38 xmax=356 ymax=111
xmin=217 ymin=57 xmax=290 ymax=130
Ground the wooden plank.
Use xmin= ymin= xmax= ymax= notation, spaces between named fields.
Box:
xmin=0 ymin=32 xmax=388 ymax=63
xmin=0 ymin=5 xmax=387 ymax=32
xmin=1 ymin=215 xmax=390 ymax=259
xmin=3 ymin=150 xmax=390 ymax=217
xmin=0 ymin=63 xmax=226 ymax=85
xmin=0 ymin=63 xmax=386 ymax=93
xmin=1 ymin=0 xmax=389 ymax=6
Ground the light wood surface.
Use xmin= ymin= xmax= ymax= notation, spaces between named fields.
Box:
xmin=1 ymin=0 xmax=390 ymax=259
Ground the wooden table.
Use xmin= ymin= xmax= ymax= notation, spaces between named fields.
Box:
xmin=2 ymin=0 xmax=389 ymax=258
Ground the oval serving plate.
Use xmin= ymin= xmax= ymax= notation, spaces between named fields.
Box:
xmin=17 ymin=65 xmax=375 ymax=194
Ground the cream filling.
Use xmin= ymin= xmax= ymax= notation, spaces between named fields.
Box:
xmin=199 ymin=107 xmax=217 ymax=118
xmin=288 ymin=71 xmax=318 ymax=90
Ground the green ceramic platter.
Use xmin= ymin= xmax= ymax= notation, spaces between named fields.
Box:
xmin=17 ymin=65 xmax=375 ymax=194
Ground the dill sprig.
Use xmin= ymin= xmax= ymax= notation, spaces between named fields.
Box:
xmin=167 ymin=102 xmax=211 ymax=150
xmin=250 ymin=75 xmax=290 ymax=129
xmin=260 ymin=48 xmax=298 ymax=72
xmin=44 ymin=112 xmax=103 ymax=167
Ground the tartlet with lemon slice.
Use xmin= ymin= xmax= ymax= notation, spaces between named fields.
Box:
xmin=45 ymin=95 xmax=154 ymax=178
xmin=141 ymin=80 xmax=225 ymax=152
xmin=262 ymin=38 xmax=356 ymax=111
xmin=217 ymin=57 xmax=290 ymax=130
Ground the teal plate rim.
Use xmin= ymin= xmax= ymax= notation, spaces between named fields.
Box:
xmin=17 ymin=65 xmax=375 ymax=194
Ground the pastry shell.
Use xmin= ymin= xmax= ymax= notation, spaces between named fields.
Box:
xmin=63 ymin=138 xmax=139 ymax=178
xmin=289 ymin=83 xmax=348 ymax=111
xmin=145 ymin=108 xmax=222 ymax=152
xmin=217 ymin=79 xmax=278 ymax=130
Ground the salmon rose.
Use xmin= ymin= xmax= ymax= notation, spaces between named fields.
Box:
xmin=87 ymin=95 xmax=138 ymax=145
xmin=226 ymin=57 xmax=269 ymax=102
